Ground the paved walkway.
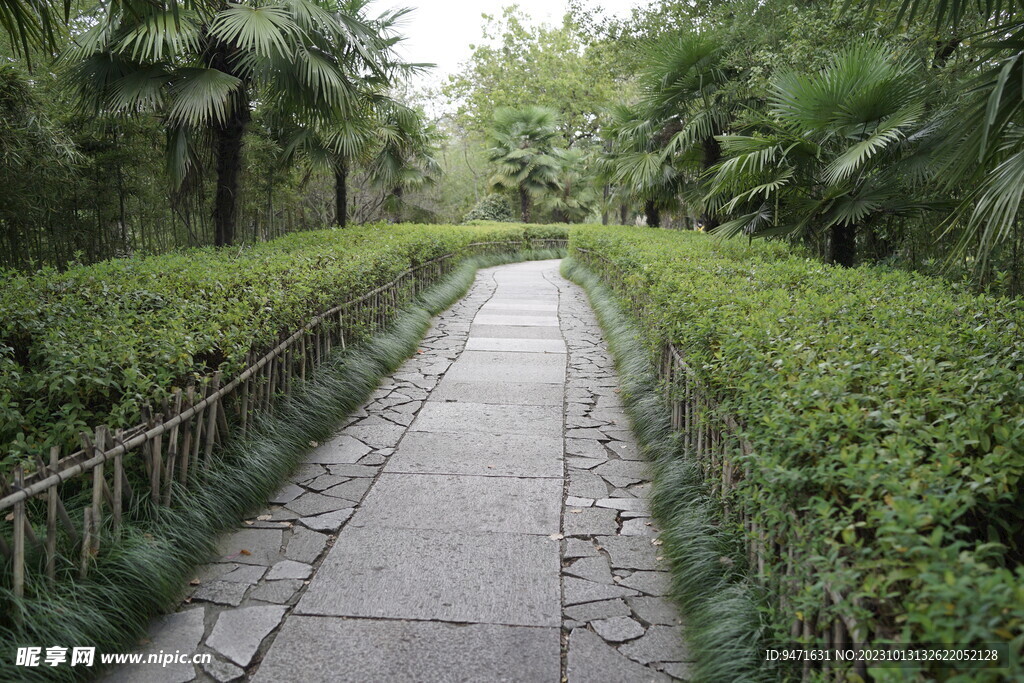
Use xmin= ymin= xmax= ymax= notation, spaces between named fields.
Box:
xmin=109 ymin=260 xmax=689 ymax=683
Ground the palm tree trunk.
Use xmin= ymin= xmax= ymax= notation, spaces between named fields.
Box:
xmin=644 ymin=200 xmax=661 ymax=228
xmin=700 ymin=135 xmax=722 ymax=231
xmin=212 ymin=89 xmax=251 ymax=247
xmin=519 ymin=187 xmax=531 ymax=223
xmin=392 ymin=186 xmax=404 ymax=223
xmin=335 ymin=162 xmax=348 ymax=227
xmin=828 ymin=223 xmax=857 ymax=267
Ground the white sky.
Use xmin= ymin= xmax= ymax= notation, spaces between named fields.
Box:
xmin=387 ymin=0 xmax=643 ymax=84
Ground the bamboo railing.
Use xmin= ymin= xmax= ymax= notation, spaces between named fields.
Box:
xmin=0 ymin=238 xmax=566 ymax=601
xmin=573 ymin=247 xmax=868 ymax=680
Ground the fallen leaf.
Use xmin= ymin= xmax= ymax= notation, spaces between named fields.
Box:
xmin=256 ymin=514 xmax=271 ymax=521
xmin=239 ymin=549 xmax=252 ymax=556
xmin=309 ymin=441 xmax=319 ymax=448
xmin=3 ymin=513 xmax=12 ymax=522
xmin=243 ymin=520 xmax=254 ymax=525
xmin=570 ymin=509 xmax=583 ymax=514
xmin=548 ymin=533 xmax=564 ymax=541
xmin=416 ymin=349 xmax=425 ymax=354
xmin=189 ymin=578 xmax=201 ymax=586
xmin=651 ymin=539 xmax=663 ymax=546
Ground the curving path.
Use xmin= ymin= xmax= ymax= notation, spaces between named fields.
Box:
xmin=108 ymin=260 xmax=690 ymax=683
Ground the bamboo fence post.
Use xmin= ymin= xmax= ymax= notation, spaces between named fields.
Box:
xmin=203 ymin=372 xmax=222 ymax=467
xmin=13 ymin=465 xmax=25 ymax=608
xmin=191 ymin=380 xmax=209 ymax=478
xmin=89 ymin=428 xmax=105 ymax=555
xmin=240 ymin=354 xmax=251 ymax=435
xmin=150 ymin=417 xmax=163 ymax=506
xmin=80 ymin=508 xmax=92 ymax=580
xmin=179 ymin=389 xmax=195 ymax=484
xmin=113 ymin=429 xmax=134 ymax=503
xmin=163 ymin=390 xmax=182 ymax=506
xmin=216 ymin=394 xmax=229 ymax=445
xmin=112 ymin=432 xmax=123 ymax=534
xmin=46 ymin=446 xmax=58 ymax=582
xmin=300 ymin=334 xmax=307 ymax=381
xmin=268 ymin=352 xmax=279 ymax=408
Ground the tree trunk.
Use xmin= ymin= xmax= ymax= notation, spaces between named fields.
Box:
xmin=519 ymin=187 xmax=531 ymax=223
xmin=619 ymin=204 xmax=628 ymax=225
xmin=644 ymin=200 xmax=661 ymax=228
xmin=392 ymin=185 xmax=404 ymax=223
xmin=334 ymin=162 xmax=348 ymax=227
xmin=828 ymin=223 xmax=857 ymax=267
xmin=700 ymin=135 xmax=722 ymax=231
xmin=601 ymin=184 xmax=610 ymax=225
xmin=212 ymin=88 xmax=250 ymax=246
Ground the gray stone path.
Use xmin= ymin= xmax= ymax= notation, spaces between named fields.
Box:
xmin=107 ymin=260 xmax=689 ymax=683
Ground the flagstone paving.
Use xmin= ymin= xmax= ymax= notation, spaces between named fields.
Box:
xmin=106 ymin=260 xmax=690 ymax=683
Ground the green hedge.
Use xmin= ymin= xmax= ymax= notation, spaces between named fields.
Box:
xmin=570 ymin=227 xmax=1024 ymax=677
xmin=0 ymin=223 xmax=566 ymax=472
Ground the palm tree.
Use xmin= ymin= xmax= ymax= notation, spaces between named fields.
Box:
xmin=602 ymin=103 xmax=684 ymax=228
xmin=539 ymin=148 xmax=598 ymax=223
xmin=640 ymin=32 xmax=734 ymax=228
xmin=68 ymin=0 xmax=405 ymax=245
xmin=888 ymin=0 xmax=1024 ymax=266
xmin=707 ymin=43 xmax=935 ymax=267
xmin=368 ymin=101 xmax=440 ymax=223
xmin=486 ymin=106 xmax=562 ymax=223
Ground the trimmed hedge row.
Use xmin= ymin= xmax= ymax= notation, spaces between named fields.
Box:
xmin=570 ymin=227 xmax=1024 ymax=676
xmin=0 ymin=223 xmax=566 ymax=472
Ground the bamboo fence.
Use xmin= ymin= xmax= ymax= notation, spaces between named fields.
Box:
xmin=0 ymin=238 xmax=566 ymax=601
xmin=573 ymin=247 xmax=868 ymax=680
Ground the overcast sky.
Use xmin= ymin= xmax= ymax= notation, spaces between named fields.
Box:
xmin=390 ymin=0 xmax=642 ymax=85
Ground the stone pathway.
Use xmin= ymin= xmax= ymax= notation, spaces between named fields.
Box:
xmin=108 ymin=260 xmax=689 ymax=683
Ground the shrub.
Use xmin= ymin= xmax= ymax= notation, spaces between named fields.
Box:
xmin=570 ymin=226 xmax=1024 ymax=678
xmin=0 ymin=223 xmax=567 ymax=472
xmin=462 ymin=194 xmax=515 ymax=223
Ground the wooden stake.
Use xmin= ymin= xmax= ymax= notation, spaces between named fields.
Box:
xmin=240 ymin=357 xmax=250 ymax=435
xmin=13 ymin=466 xmax=25 ymax=606
xmin=164 ymin=390 xmax=182 ymax=506
xmin=203 ymin=372 xmax=222 ymax=466
xmin=46 ymin=446 xmax=59 ymax=582
xmin=150 ymin=417 xmax=162 ymax=506
xmin=179 ymin=389 xmax=195 ymax=485
xmin=80 ymin=507 xmax=92 ymax=580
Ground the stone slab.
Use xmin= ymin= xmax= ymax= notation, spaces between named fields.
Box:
xmin=563 ymin=576 xmax=639 ymax=605
xmin=481 ymin=301 xmax=559 ymax=312
xmin=216 ymin=528 xmax=283 ymax=566
xmin=351 ymin=473 xmax=562 ymax=535
xmin=469 ymin=324 xmax=563 ymax=340
xmin=249 ymin=579 xmax=304 ymax=604
xmin=266 ymin=560 xmax=313 ymax=580
xmin=566 ymin=628 xmax=670 ymax=683
xmin=410 ymin=402 xmax=562 ymax=437
xmin=296 ymin=527 xmax=560 ymax=627
xmin=207 ymin=605 xmax=288 ymax=668
xmin=304 ymin=434 xmax=370 ymax=464
xmin=384 ymin=431 xmax=562 ymax=478
xmin=472 ymin=314 xmax=560 ymax=327
xmin=596 ymin=536 xmax=666 ymax=571
xmin=627 ymin=597 xmax=683 ymax=626
xmin=103 ymin=608 xmax=206 ymax=683
xmin=465 ymin=336 xmax=566 ymax=354
xmin=427 ymin=380 xmax=565 ymax=406
xmin=443 ymin=357 xmax=566 ymax=385
xmin=253 ymin=617 xmax=559 ymax=683
xmin=563 ymin=598 xmax=631 ymax=623
xmin=342 ymin=424 xmax=406 ymax=450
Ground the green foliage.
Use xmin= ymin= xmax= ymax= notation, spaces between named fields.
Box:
xmin=443 ymin=6 xmax=623 ymax=143
xmin=486 ymin=106 xmax=563 ymax=223
xmin=462 ymin=194 xmax=514 ymax=223
xmin=0 ymin=223 xmax=568 ymax=472
xmin=571 ymin=227 xmax=1024 ymax=677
